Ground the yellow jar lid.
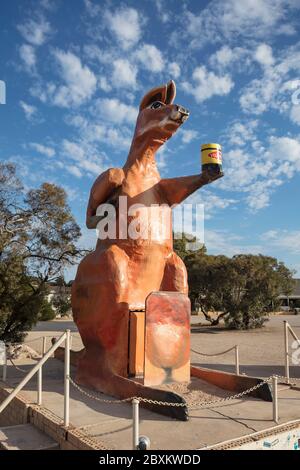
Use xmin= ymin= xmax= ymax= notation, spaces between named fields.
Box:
xmin=201 ymin=143 xmax=221 ymax=150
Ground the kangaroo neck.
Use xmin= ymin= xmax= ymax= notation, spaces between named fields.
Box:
xmin=123 ymin=135 xmax=162 ymax=174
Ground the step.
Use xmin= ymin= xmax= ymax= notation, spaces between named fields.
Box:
xmin=0 ymin=424 xmax=59 ymax=450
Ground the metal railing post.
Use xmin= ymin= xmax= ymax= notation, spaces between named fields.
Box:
xmin=284 ymin=321 xmax=290 ymax=384
xmin=132 ymin=398 xmax=139 ymax=450
xmin=37 ymin=336 xmax=46 ymax=406
xmin=42 ymin=337 xmax=46 ymax=356
xmin=272 ymin=376 xmax=279 ymax=423
xmin=235 ymin=345 xmax=240 ymax=375
xmin=64 ymin=329 xmax=70 ymax=427
xmin=0 ymin=331 xmax=67 ymax=415
xmin=37 ymin=368 xmax=42 ymax=405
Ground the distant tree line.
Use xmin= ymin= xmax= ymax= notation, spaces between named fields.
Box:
xmin=174 ymin=235 xmax=295 ymax=329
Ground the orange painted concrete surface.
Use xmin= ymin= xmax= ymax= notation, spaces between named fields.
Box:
xmin=71 ymin=80 xmax=223 ymax=390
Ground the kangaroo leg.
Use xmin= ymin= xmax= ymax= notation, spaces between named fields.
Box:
xmin=72 ymin=245 xmax=129 ymax=389
xmin=160 ymin=251 xmax=188 ymax=294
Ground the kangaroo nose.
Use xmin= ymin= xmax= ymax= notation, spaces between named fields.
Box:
xmin=176 ymin=105 xmax=189 ymax=116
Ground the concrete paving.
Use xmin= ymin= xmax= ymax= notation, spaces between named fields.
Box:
xmin=1 ymin=314 xmax=299 ymax=450
xmin=0 ymin=424 xmax=59 ymax=450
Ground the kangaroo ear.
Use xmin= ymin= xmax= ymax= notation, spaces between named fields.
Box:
xmin=166 ymin=80 xmax=176 ymax=104
xmin=139 ymin=84 xmax=167 ymax=111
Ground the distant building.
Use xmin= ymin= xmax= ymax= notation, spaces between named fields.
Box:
xmin=278 ymin=279 xmax=300 ymax=311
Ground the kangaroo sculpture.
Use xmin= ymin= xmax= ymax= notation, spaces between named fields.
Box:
xmin=71 ymin=80 xmax=223 ymax=392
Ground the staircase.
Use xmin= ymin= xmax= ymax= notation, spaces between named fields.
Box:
xmin=0 ymin=424 xmax=59 ymax=450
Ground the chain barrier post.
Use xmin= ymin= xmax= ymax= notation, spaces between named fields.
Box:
xmin=284 ymin=321 xmax=290 ymax=385
xmin=272 ymin=375 xmax=279 ymax=423
xmin=132 ymin=398 xmax=140 ymax=450
xmin=64 ymin=330 xmax=71 ymax=427
xmin=42 ymin=337 xmax=46 ymax=356
xmin=235 ymin=345 xmax=240 ymax=375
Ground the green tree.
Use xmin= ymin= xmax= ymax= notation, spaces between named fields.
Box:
xmin=39 ymin=298 xmax=56 ymax=321
xmin=52 ymin=276 xmax=71 ymax=317
xmin=0 ymin=163 xmax=83 ymax=342
xmin=174 ymin=234 xmax=295 ymax=329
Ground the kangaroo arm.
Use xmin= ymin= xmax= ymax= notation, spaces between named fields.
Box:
xmin=86 ymin=168 xmax=124 ymax=229
xmin=160 ymin=172 xmax=223 ymax=205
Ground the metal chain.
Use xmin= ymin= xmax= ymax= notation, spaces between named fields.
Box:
xmin=7 ymin=333 xmax=77 ymax=346
xmin=191 ymin=346 xmax=236 ymax=357
xmin=8 ymin=358 xmax=28 ymax=373
xmin=68 ymin=375 xmax=272 ymax=409
xmin=277 ymin=375 xmax=300 ymax=383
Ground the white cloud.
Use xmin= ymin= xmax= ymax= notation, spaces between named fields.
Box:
xmin=135 ymin=44 xmax=164 ymax=73
xmin=62 ymin=140 xmax=85 ymax=160
xmin=51 ymin=50 xmax=97 ymax=107
xmin=105 ymin=7 xmax=142 ymax=50
xmin=17 ymin=16 xmax=52 ymax=46
xmin=67 ymin=165 xmax=83 ymax=178
xmin=290 ymin=105 xmax=300 ymax=125
xmin=29 ymin=142 xmax=55 ymax=157
xmin=30 ymin=51 xmax=97 ymax=108
xmin=68 ymin=114 xmax=132 ymax=151
xmin=240 ymin=77 xmax=277 ymax=114
xmin=19 ymin=44 xmax=36 ymax=71
xmin=209 ymin=45 xmax=249 ymax=71
xmin=62 ymin=139 xmax=108 ymax=177
xmin=98 ymin=76 xmax=112 ymax=92
xmin=84 ymin=0 xmax=101 ymax=17
xmin=182 ymin=66 xmax=234 ymax=103
xmin=186 ymin=190 xmax=236 ymax=220
xmin=155 ymin=0 xmax=170 ymax=23
xmin=93 ymin=98 xmax=138 ymax=124
xmin=180 ymin=129 xmax=199 ymax=144
xmin=184 ymin=0 xmax=299 ymax=48
xmin=40 ymin=0 xmax=56 ymax=11
xmin=210 ymin=46 xmax=235 ymax=67
xmin=227 ymin=120 xmax=258 ymax=146
xmin=168 ymin=62 xmax=181 ymax=79
xmin=268 ymin=136 xmax=300 ymax=169
xmin=20 ymin=101 xmax=37 ymax=120
xmin=218 ymin=124 xmax=300 ymax=212
xmin=112 ymin=59 xmax=137 ymax=88
xmin=254 ymin=43 xmax=274 ymax=67
xmin=240 ymin=45 xmax=300 ymax=117
xmin=262 ymin=230 xmax=300 ymax=255
xmin=205 ymin=229 xmax=262 ymax=256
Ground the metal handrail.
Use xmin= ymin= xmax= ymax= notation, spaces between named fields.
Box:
xmin=284 ymin=321 xmax=300 ymax=385
xmin=0 ymin=329 xmax=71 ymax=426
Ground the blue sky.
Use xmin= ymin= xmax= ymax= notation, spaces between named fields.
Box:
xmin=1 ymin=0 xmax=300 ymax=280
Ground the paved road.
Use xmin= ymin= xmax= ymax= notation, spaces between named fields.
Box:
xmin=27 ymin=314 xmax=300 ymax=378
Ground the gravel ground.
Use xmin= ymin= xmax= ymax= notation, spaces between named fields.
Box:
xmin=158 ymin=377 xmax=234 ymax=406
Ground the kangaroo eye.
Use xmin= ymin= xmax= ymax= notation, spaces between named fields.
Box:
xmin=150 ymin=101 xmax=164 ymax=109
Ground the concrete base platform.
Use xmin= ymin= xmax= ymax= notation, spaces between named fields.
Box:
xmin=0 ymin=424 xmax=59 ymax=450
xmin=2 ymin=356 xmax=300 ymax=450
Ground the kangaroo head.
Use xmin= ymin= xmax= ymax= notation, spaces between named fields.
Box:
xmin=133 ymin=80 xmax=189 ymax=145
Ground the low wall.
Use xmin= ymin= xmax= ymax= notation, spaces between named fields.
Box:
xmin=205 ymin=420 xmax=300 ymax=450
xmin=0 ymin=386 xmax=29 ymax=427
xmin=0 ymin=381 xmax=110 ymax=450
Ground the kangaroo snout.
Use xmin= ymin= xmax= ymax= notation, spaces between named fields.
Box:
xmin=170 ymin=104 xmax=190 ymax=123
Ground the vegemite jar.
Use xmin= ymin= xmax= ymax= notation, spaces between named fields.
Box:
xmin=201 ymin=143 xmax=222 ymax=175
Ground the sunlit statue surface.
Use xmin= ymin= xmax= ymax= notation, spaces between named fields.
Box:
xmin=71 ymin=81 xmax=222 ymax=406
